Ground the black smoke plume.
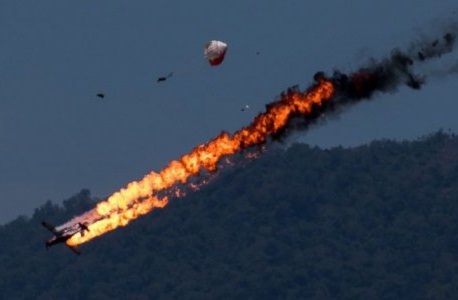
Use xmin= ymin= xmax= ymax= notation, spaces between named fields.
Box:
xmin=274 ymin=27 xmax=457 ymax=140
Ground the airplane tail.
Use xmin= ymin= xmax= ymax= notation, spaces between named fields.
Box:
xmin=78 ymin=222 xmax=90 ymax=237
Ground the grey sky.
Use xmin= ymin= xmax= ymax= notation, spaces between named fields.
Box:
xmin=1 ymin=1 xmax=457 ymax=224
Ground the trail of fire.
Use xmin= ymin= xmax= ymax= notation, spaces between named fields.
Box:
xmin=67 ymin=79 xmax=334 ymax=246
xmin=64 ymin=29 xmax=456 ymax=247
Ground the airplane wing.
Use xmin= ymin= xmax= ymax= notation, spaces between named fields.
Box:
xmin=67 ymin=244 xmax=81 ymax=255
xmin=41 ymin=221 xmax=58 ymax=234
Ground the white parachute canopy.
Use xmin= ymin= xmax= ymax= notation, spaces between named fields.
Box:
xmin=204 ymin=40 xmax=228 ymax=66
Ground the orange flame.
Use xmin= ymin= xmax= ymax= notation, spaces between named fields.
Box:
xmin=67 ymin=80 xmax=334 ymax=246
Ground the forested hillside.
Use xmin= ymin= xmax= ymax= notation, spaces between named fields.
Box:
xmin=1 ymin=131 xmax=458 ymax=299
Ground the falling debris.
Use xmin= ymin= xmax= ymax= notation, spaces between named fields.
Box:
xmin=96 ymin=93 xmax=105 ymax=99
xmin=58 ymin=27 xmax=457 ymax=249
xmin=240 ymin=105 xmax=250 ymax=111
xmin=157 ymin=72 xmax=174 ymax=83
xmin=418 ymin=52 xmax=425 ymax=61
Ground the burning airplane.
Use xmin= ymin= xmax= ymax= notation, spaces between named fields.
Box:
xmin=43 ymin=26 xmax=457 ymax=253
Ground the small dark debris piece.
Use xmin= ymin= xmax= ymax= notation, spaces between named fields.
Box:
xmin=444 ymin=33 xmax=453 ymax=45
xmin=157 ymin=72 xmax=174 ymax=83
xmin=96 ymin=93 xmax=105 ymax=98
xmin=418 ymin=52 xmax=425 ymax=61
xmin=240 ymin=105 xmax=250 ymax=111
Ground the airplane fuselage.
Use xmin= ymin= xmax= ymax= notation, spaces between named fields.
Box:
xmin=42 ymin=221 xmax=88 ymax=255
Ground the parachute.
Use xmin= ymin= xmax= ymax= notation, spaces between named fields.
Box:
xmin=157 ymin=40 xmax=228 ymax=83
xmin=204 ymin=40 xmax=228 ymax=66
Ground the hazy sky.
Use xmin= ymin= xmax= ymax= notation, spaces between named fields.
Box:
xmin=1 ymin=1 xmax=457 ymax=224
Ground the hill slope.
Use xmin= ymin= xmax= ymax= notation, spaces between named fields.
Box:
xmin=1 ymin=131 xmax=458 ymax=299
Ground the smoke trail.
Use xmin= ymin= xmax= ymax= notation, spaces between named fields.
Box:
xmin=63 ymin=27 xmax=457 ymax=248
xmin=278 ymin=28 xmax=457 ymax=138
